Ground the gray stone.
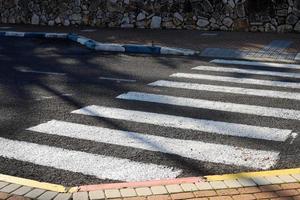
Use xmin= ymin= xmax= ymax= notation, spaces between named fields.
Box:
xmin=286 ymin=14 xmax=298 ymax=25
xmin=31 ymin=14 xmax=39 ymax=25
xmin=222 ymin=17 xmax=233 ymax=27
xmin=137 ymin=12 xmax=145 ymax=21
xmin=294 ymin=21 xmax=300 ymax=32
xmin=48 ymin=20 xmax=55 ymax=26
xmin=197 ymin=18 xmax=209 ymax=27
xmin=174 ymin=12 xmax=183 ymax=22
xmin=150 ymin=16 xmax=161 ymax=29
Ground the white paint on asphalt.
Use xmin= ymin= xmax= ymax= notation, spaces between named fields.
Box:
xmin=149 ymin=80 xmax=300 ymax=101
xmin=211 ymin=59 xmax=300 ymax=70
xmin=171 ymin=73 xmax=300 ymax=89
xmin=80 ymin=29 xmax=97 ymax=32
xmin=0 ymin=27 xmax=12 ymax=29
xmin=0 ymin=137 xmax=181 ymax=181
xmin=5 ymin=31 xmax=25 ymax=37
xmin=99 ymin=77 xmax=137 ymax=83
xmin=28 ymin=120 xmax=280 ymax=169
xmin=35 ymin=94 xmax=73 ymax=101
xmin=117 ymin=92 xmax=300 ymax=120
xmin=16 ymin=68 xmax=66 ymax=76
xmin=192 ymin=66 xmax=300 ymax=79
xmin=72 ymin=105 xmax=292 ymax=141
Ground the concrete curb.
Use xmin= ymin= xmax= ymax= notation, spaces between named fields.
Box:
xmin=0 ymin=31 xmax=198 ymax=56
xmin=67 ymin=33 xmax=197 ymax=55
xmin=0 ymin=31 xmax=68 ymax=38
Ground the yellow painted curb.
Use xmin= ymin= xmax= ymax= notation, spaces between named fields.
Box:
xmin=0 ymin=174 xmax=67 ymax=193
xmin=205 ymin=168 xmax=300 ymax=181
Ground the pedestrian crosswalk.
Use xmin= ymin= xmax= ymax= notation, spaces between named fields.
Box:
xmin=1 ymin=58 xmax=300 ymax=182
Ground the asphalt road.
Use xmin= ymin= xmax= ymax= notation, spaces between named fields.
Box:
xmin=0 ymin=37 xmax=299 ymax=186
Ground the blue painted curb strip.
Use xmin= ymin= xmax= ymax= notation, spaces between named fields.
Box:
xmin=0 ymin=31 xmax=197 ymax=56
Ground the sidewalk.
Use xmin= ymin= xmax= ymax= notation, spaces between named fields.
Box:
xmin=1 ymin=25 xmax=300 ymax=62
xmin=0 ymin=169 xmax=299 ymax=200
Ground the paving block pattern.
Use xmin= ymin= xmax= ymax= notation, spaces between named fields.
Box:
xmin=0 ymin=170 xmax=299 ymax=200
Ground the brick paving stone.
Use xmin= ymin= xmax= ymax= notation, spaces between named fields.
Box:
xmin=135 ymin=188 xmax=152 ymax=196
xmin=278 ymin=175 xmax=298 ymax=183
xmin=150 ymin=186 xmax=168 ymax=195
xmin=7 ymin=195 xmax=31 ymax=200
xmin=0 ymin=191 xmax=11 ymax=200
xmin=53 ymin=193 xmax=72 ymax=200
xmin=232 ymin=194 xmax=256 ymax=200
xmin=165 ymin=185 xmax=183 ymax=193
xmin=276 ymin=189 xmax=299 ymax=197
xmin=194 ymin=190 xmax=217 ymax=198
xmin=259 ymin=185 xmax=282 ymax=192
xmin=189 ymin=198 xmax=209 ymax=200
xmin=73 ymin=192 xmax=89 ymax=200
xmin=170 ymin=192 xmax=194 ymax=200
xmin=237 ymin=187 xmax=261 ymax=194
xmin=292 ymin=174 xmax=300 ymax=181
xmin=120 ymin=188 xmax=136 ymax=198
xmin=123 ymin=197 xmax=146 ymax=200
xmin=236 ymin=178 xmax=256 ymax=187
xmin=104 ymin=189 xmax=121 ymax=199
xmin=293 ymin=195 xmax=300 ymax=200
xmin=281 ymin=183 xmax=300 ymax=190
xmin=270 ymin=197 xmax=293 ymax=200
xmin=195 ymin=182 xmax=212 ymax=190
xmin=89 ymin=190 xmax=105 ymax=200
xmin=209 ymin=181 xmax=227 ymax=189
xmin=147 ymin=194 xmax=171 ymax=200
xmin=224 ymin=180 xmax=242 ymax=188
xmin=0 ymin=183 xmax=9 ymax=190
xmin=180 ymin=183 xmax=198 ymax=192
xmin=24 ymin=189 xmax=46 ymax=199
xmin=254 ymin=191 xmax=278 ymax=199
xmin=209 ymin=196 xmax=233 ymax=200
xmin=11 ymin=187 xmax=32 ymax=196
xmin=216 ymin=188 xmax=239 ymax=196
xmin=252 ymin=177 xmax=271 ymax=186
xmin=0 ymin=185 xmax=22 ymax=193
xmin=266 ymin=176 xmax=285 ymax=184
xmin=37 ymin=191 xmax=58 ymax=200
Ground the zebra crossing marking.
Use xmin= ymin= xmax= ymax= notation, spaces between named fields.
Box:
xmin=211 ymin=59 xmax=300 ymax=70
xmin=171 ymin=73 xmax=300 ymax=89
xmin=0 ymin=137 xmax=181 ymax=182
xmin=27 ymin=120 xmax=280 ymax=169
xmin=192 ymin=66 xmax=300 ymax=79
xmin=149 ymin=80 xmax=300 ymax=101
xmin=71 ymin=105 xmax=293 ymax=142
xmin=117 ymin=92 xmax=300 ymax=121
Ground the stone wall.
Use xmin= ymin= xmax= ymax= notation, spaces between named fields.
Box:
xmin=1 ymin=0 xmax=300 ymax=33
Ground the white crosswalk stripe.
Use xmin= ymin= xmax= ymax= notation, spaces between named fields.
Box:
xmin=192 ymin=66 xmax=300 ymax=79
xmin=117 ymin=92 xmax=300 ymax=120
xmin=149 ymin=80 xmax=300 ymax=101
xmin=0 ymin=137 xmax=181 ymax=181
xmin=4 ymin=59 xmax=300 ymax=182
xmin=71 ymin=105 xmax=293 ymax=142
xmin=171 ymin=73 xmax=300 ymax=89
xmin=211 ymin=59 xmax=300 ymax=70
xmin=27 ymin=120 xmax=280 ymax=169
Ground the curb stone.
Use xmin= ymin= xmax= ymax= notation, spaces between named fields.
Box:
xmin=1 ymin=31 xmax=298 ymax=62
xmin=0 ymin=31 xmax=197 ymax=56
